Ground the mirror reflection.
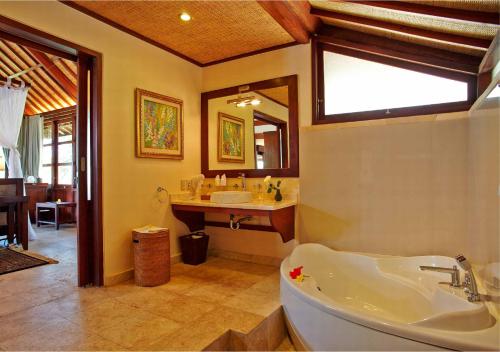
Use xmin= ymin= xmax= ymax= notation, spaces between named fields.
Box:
xmin=208 ymin=85 xmax=289 ymax=170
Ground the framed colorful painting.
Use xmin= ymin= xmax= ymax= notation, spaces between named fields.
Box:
xmin=217 ymin=112 xmax=245 ymax=163
xmin=135 ymin=88 xmax=183 ymax=159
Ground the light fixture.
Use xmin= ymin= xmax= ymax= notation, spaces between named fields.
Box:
xmin=179 ymin=12 xmax=191 ymax=22
xmin=228 ymin=96 xmax=261 ymax=108
xmin=227 ymin=86 xmax=261 ymax=108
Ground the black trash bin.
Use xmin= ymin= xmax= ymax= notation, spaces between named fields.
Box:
xmin=179 ymin=231 xmax=209 ymax=265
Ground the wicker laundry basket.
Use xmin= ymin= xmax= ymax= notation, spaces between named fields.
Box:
xmin=132 ymin=229 xmax=170 ymax=286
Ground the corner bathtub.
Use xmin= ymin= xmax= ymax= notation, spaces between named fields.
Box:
xmin=280 ymin=244 xmax=499 ymax=351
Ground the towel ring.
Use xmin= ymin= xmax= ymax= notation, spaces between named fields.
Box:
xmin=157 ymin=186 xmax=168 ymax=203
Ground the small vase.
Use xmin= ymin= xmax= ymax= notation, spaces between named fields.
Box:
xmin=274 ymin=189 xmax=283 ymax=202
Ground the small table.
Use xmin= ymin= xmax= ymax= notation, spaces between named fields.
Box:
xmin=36 ymin=201 xmax=76 ymax=230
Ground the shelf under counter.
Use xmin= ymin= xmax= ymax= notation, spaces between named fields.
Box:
xmin=170 ymin=198 xmax=296 ymax=243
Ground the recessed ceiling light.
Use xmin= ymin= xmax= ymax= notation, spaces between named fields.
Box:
xmin=179 ymin=12 xmax=191 ymax=22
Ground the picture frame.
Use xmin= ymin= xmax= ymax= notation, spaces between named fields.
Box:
xmin=135 ymin=88 xmax=183 ymax=159
xmin=217 ymin=112 xmax=245 ymax=163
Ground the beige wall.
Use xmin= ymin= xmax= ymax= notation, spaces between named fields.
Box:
xmin=0 ymin=1 xmax=203 ymax=283
xmin=300 ymin=112 xmax=490 ymax=262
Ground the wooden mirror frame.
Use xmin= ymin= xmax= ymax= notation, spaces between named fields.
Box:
xmin=201 ymin=75 xmax=299 ymax=178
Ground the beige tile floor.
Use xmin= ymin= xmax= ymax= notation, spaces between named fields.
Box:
xmin=0 ymin=226 xmax=287 ymax=351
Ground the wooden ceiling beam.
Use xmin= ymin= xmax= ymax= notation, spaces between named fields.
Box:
xmin=343 ymin=1 xmax=499 ymax=25
xmin=257 ymin=0 xmax=319 ymax=43
xmin=0 ymin=28 xmax=77 ymax=61
xmin=15 ymin=43 xmax=75 ymax=106
xmin=318 ymin=26 xmax=482 ymax=74
xmin=2 ymin=40 xmax=71 ymax=108
xmin=28 ymin=48 xmax=77 ymax=101
xmin=0 ymin=47 xmax=56 ymax=111
xmin=310 ymin=8 xmax=491 ymax=50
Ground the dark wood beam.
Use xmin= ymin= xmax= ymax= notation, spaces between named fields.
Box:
xmin=479 ymin=30 xmax=500 ymax=74
xmin=311 ymin=8 xmax=491 ymax=49
xmin=477 ymin=31 xmax=500 ymax=96
xmin=2 ymin=40 xmax=73 ymax=108
xmin=16 ymin=44 xmax=75 ymax=106
xmin=318 ymin=26 xmax=481 ymax=74
xmin=345 ymin=1 xmax=499 ymax=25
xmin=0 ymin=47 xmax=56 ymax=111
xmin=0 ymin=28 xmax=77 ymax=61
xmin=28 ymin=49 xmax=77 ymax=101
xmin=286 ymin=1 xmax=322 ymax=33
xmin=258 ymin=0 xmax=318 ymax=43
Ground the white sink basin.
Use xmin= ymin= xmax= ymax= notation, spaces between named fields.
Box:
xmin=210 ymin=191 xmax=252 ymax=204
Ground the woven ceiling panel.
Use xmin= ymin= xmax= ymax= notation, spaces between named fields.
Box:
xmin=404 ymin=0 xmax=499 ymax=13
xmin=310 ymin=1 xmax=499 ymax=40
xmin=321 ymin=18 xmax=485 ymax=57
xmin=72 ymin=1 xmax=294 ymax=64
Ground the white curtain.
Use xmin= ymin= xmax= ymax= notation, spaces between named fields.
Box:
xmin=0 ymin=85 xmax=37 ymax=240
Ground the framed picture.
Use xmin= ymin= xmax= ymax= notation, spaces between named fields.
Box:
xmin=135 ymin=88 xmax=183 ymax=159
xmin=218 ymin=112 xmax=245 ymax=163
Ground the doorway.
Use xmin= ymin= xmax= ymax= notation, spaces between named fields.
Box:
xmin=0 ymin=15 xmax=103 ymax=286
xmin=253 ymin=110 xmax=288 ymax=169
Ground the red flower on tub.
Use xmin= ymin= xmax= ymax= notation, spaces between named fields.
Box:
xmin=289 ymin=266 xmax=304 ymax=282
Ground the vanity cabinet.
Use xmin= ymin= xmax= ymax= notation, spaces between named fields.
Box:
xmin=171 ymin=200 xmax=295 ymax=243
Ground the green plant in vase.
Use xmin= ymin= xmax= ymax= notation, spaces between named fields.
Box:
xmin=264 ymin=176 xmax=283 ymax=202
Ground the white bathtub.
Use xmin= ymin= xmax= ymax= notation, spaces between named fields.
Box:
xmin=280 ymin=244 xmax=499 ymax=351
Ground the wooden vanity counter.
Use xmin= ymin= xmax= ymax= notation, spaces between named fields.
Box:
xmin=171 ymin=198 xmax=296 ymax=242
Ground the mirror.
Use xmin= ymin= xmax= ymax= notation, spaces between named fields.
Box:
xmin=201 ymin=75 xmax=298 ymax=178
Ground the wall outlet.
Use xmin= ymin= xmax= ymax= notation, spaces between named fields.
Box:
xmin=181 ymin=179 xmax=192 ymax=191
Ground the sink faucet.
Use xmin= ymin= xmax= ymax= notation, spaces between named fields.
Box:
xmin=419 ymin=265 xmax=461 ymax=287
xmin=455 ymin=254 xmax=481 ymax=302
xmin=238 ymin=173 xmax=246 ymax=191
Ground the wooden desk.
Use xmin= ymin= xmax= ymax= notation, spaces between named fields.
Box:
xmin=0 ymin=195 xmax=29 ymax=250
xmin=36 ymin=202 xmax=76 ymax=230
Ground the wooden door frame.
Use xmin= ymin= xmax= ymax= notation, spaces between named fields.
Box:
xmin=0 ymin=15 xmax=104 ymax=286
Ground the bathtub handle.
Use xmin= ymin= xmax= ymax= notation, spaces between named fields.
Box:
xmin=419 ymin=265 xmax=461 ymax=287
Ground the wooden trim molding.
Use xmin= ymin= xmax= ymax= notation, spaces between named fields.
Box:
xmin=312 ymin=38 xmax=477 ymax=125
xmin=201 ymin=75 xmax=299 ymax=178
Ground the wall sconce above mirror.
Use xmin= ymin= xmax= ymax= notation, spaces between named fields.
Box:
xmin=201 ymin=75 xmax=298 ymax=178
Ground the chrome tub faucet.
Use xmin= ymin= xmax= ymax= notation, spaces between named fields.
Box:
xmin=419 ymin=265 xmax=461 ymax=287
xmin=419 ymin=255 xmax=481 ymax=302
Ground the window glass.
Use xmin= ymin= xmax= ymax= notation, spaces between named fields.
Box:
xmin=58 ymin=143 xmax=73 ymax=164
xmin=58 ymin=165 xmax=73 ymax=185
xmin=39 ymin=165 xmax=52 ymax=184
xmin=43 ymin=125 xmax=52 ymax=145
xmin=58 ymin=121 xmax=73 ymax=143
xmin=323 ymin=51 xmax=468 ymax=115
xmin=42 ymin=145 xmax=52 ymax=165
